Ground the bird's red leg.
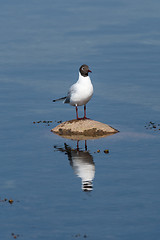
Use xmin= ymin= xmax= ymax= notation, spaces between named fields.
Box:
xmin=76 ymin=105 xmax=89 ymax=120
xmin=84 ymin=105 xmax=86 ymax=119
xmin=83 ymin=105 xmax=90 ymax=119
xmin=85 ymin=140 xmax=87 ymax=151
xmin=84 ymin=105 xmax=89 ymax=119
xmin=77 ymin=140 xmax=79 ymax=151
xmin=76 ymin=106 xmax=83 ymax=120
xmin=76 ymin=106 xmax=79 ymax=120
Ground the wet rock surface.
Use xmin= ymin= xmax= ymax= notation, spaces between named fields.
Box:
xmin=51 ymin=119 xmax=119 ymax=138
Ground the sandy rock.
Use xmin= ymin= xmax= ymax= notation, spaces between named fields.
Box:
xmin=51 ymin=119 xmax=118 ymax=139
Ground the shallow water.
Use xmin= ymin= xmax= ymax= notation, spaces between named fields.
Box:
xmin=0 ymin=0 xmax=160 ymax=239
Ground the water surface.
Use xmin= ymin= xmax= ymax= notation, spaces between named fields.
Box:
xmin=0 ymin=0 xmax=160 ymax=239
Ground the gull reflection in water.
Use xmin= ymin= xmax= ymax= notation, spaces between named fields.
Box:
xmin=54 ymin=141 xmax=95 ymax=192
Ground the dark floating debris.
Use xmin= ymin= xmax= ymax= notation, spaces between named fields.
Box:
xmin=8 ymin=199 xmax=14 ymax=204
xmin=104 ymin=149 xmax=109 ymax=154
xmin=32 ymin=120 xmax=53 ymax=126
xmin=72 ymin=234 xmax=88 ymax=238
xmin=94 ymin=149 xmax=109 ymax=154
xmin=145 ymin=121 xmax=160 ymax=131
xmin=0 ymin=198 xmax=19 ymax=204
xmin=11 ymin=233 xmax=20 ymax=239
xmin=56 ymin=120 xmax=62 ymax=123
xmin=32 ymin=120 xmax=63 ymax=126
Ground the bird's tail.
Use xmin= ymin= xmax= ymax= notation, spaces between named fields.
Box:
xmin=53 ymin=96 xmax=66 ymax=102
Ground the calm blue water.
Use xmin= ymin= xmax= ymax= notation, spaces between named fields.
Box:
xmin=0 ymin=0 xmax=160 ymax=239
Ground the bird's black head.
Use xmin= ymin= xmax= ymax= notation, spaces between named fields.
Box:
xmin=79 ymin=64 xmax=92 ymax=77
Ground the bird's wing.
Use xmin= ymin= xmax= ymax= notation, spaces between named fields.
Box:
xmin=64 ymin=83 xmax=77 ymax=103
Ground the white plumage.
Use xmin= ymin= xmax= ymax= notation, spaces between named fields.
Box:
xmin=53 ymin=64 xmax=93 ymax=119
xmin=66 ymin=72 xmax=93 ymax=106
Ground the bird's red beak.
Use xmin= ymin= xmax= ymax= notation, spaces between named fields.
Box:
xmin=88 ymin=69 xmax=92 ymax=73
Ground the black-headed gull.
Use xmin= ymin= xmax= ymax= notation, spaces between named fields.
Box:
xmin=53 ymin=64 xmax=93 ymax=119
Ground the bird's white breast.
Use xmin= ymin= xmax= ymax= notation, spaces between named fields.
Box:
xmin=70 ymin=74 xmax=93 ymax=106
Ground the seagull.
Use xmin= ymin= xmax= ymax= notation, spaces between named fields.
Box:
xmin=53 ymin=64 xmax=93 ymax=120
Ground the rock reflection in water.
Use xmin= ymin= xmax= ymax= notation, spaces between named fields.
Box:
xmin=54 ymin=141 xmax=95 ymax=192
